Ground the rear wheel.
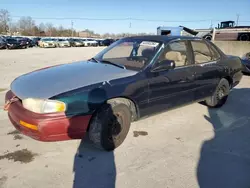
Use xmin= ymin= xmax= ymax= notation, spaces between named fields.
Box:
xmin=89 ymin=102 xmax=131 ymax=151
xmin=239 ymin=34 xmax=250 ymax=41
xmin=204 ymin=78 xmax=230 ymax=108
xmin=204 ymin=35 xmax=212 ymax=41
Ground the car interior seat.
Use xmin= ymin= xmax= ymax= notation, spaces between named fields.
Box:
xmin=165 ymin=51 xmax=186 ymax=67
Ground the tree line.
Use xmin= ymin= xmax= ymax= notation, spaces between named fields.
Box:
xmin=0 ymin=9 xmax=152 ymax=38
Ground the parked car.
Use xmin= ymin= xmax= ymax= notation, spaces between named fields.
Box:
xmin=69 ymin=39 xmax=84 ymax=47
xmin=4 ymin=36 xmax=242 ymax=151
xmin=86 ymin=39 xmax=98 ymax=46
xmin=14 ymin=37 xmax=34 ymax=48
xmin=67 ymin=38 xmax=75 ymax=47
xmin=81 ymin=39 xmax=91 ymax=46
xmin=102 ymin=38 xmax=115 ymax=46
xmin=39 ymin=38 xmax=57 ymax=48
xmin=32 ymin=37 xmax=41 ymax=46
xmin=56 ymin=39 xmax=71 ymax=47
xmin=96 ymin=39 xmax=104 ymax=46
xmin=5 ymin=38 xmax=27 ymax=49
xmin=0 ymin=37 xmax=7 ymax=49
xmin=241 ymin=52 xmax=250 ymax=74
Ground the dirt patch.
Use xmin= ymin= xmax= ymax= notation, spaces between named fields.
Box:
xmin=0 ymin=149 xmax=38 ymax=164
xmin=7 ymin=130 xmax=20 ymax=135
xmin=0 ymin=88 xmax=6 ymax=92
xmin=0 ymin=176 xmax=8 ymax=187
xmin=133 ymin=131 xmax=148 ymax=137
xmin=14 ymin=135 xmax=23 ymax=140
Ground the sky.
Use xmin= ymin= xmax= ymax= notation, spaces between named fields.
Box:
xmin=1 ymin=0 xmax=250 ymax=34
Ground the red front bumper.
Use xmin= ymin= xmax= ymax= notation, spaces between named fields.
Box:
xmin=5 ymin=91 xmax=91 ymax=141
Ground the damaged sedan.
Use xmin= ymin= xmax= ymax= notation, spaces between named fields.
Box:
xmin=5 ymin=36 xmax=242 ymax=151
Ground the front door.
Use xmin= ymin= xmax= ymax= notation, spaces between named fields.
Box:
xmin=145 ymin=40 xmax=197 ymax=115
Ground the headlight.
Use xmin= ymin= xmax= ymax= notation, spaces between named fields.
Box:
xmin=22 ymin=98 xmax=66 ymax=114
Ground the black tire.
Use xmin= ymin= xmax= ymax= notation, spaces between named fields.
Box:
xmin=239 ymin=34 xmax=250 ymax=41
xmin=204 ymin=35 xmax=212 ymax=41
xmin=204 ymin=78 xmax=230 ymax=108
xmin=89 ymin=102 xmax=131 ymax=151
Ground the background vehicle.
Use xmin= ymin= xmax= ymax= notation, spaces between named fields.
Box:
xmin=32 ymin=37 xmax=41 ymax=46
xmin=39 ymin=38 xmax=57 ymax=48
xmin=96 ymin=39 xmax=104 ymax=46
xmin=158 ymin=21 xmax=250 ymax=41
xmin=0 ymin=37 xmax=7 ymax=49
xmin=13 ymin=37 xmax=33 ymax=48
xmin=86 ymin=39 xmax=98 ymax=46
xmin=6 ymin=36 xmax=242 ymax=151
xmin=102 ymin=38 xmax=115 ymax=46
xmin=81 ymin=39 xmax=91 ymax=46
xmin=241 ymin=52 xmax=250 ymax=74
xmin=5 ymin=38 xmax=26 ymax=49
xmin=56 ymin=39 xmax=70 ymax=47
xmin=71 ymin=39 xmax=84 ymax=47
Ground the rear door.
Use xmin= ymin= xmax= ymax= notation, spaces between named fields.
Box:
xmin=190 ymin=40 xmax=222 ymax=100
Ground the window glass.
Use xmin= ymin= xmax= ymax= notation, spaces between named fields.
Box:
xmin=157 ymin=41 xmax=188 ymax=67
xmin=94 ymin=39 xmax=161 ymax=71
xmin=210 ymin=45 xmax=221 ymax=60
xmin=191 ymin=41 xmax=213 ymax=64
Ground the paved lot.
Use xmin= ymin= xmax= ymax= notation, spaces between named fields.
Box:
xmin=0 ymin=47 xmax=250 ymax=188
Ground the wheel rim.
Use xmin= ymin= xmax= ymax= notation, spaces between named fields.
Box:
xmin=107 ymin=112 xmax=124 ymax=140
xmin=216 ymin=85 xmax=226 ymax=101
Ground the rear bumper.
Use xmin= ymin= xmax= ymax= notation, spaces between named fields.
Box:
xmin=5 ymin=91 xmax=91 ymax=141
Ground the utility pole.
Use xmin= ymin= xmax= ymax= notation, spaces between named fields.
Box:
xmin=210 ymin=20 xmax=213 ymax=29
xmin=71 ymin=21 xmax=74 ymax=37
xmin=236 ymin=14 xmax=240 ymax=26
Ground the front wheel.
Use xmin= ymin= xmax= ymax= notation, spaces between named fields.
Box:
xmin=89 ymin=102 xmax=131 ymax=151
xmin=204 ymin=78 xmax=230 ymax=108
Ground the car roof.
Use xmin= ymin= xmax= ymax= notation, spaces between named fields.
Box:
xmin=123 ymin=35 xmax=202 ymax=43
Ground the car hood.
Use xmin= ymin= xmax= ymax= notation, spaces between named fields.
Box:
xmin=11 ymin=61 xmax=137 ymax=100
xmin=43 ymin=41 xmax=55 ymax=43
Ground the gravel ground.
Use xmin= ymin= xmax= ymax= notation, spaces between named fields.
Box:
xmin=0 ymin=47 xmax=250 ymax=188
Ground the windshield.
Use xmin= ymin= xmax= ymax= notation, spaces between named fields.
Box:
xmin=94 ymin=38 xmax=161 ymax=71
xmin=7 ymin=39 xmax=17 ymax=43
xmin=58 ymin=39 xmax=67 ymax=41
xmin=42 ymin=38 xmax=53 ymax=41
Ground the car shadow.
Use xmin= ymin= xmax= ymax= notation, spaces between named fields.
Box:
xmin=197 ymin=88 xmax=250 ymax=188
xmin=72 ymin=136 xmax=116 ymax=188
xmin=67 ymin=88 xmax=116 ymax=188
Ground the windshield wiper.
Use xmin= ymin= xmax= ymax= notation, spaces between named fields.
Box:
xmin=100 ymin=60 xmax=126 ymax=69
xmin=89 ymin=57 xmax=100 ymax=63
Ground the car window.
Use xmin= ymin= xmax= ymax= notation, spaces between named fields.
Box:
xmin=209 ymin=44 xmax=221 ymax=60
xmin=157 ymin=41 xmax=189 ymax=67
xmin=191 ymin=41 xmax=213 ymax=64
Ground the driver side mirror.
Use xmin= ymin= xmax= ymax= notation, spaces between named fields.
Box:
xmin=151 ymin=60 xmax=175 ymax=72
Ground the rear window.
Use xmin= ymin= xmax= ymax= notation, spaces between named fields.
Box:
xmin=191 ymin=41 xmax=213 ymax=64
